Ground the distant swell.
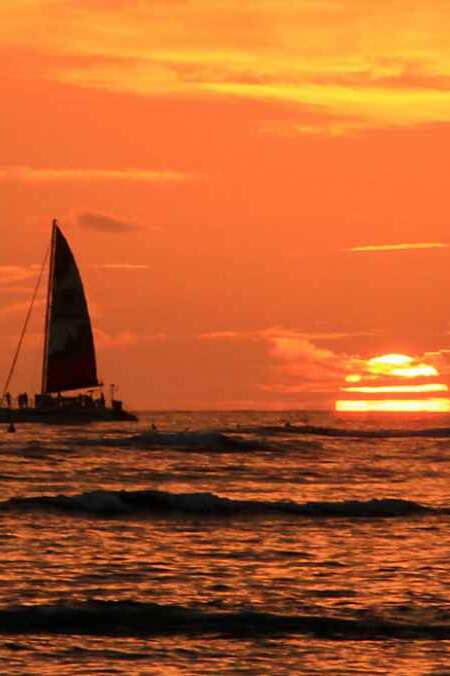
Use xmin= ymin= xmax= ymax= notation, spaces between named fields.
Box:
xmin=0 ymin=600 xmax=449 ymax=640
xmin=73 ymin=430 xmax=276 ymax=452
xmin=1 ymin=488 xmax=440 ymax=519
xmin=131 ymin=430 xmax=262 ymax=450
xmin=252 ymin=424 xmax=450 ymax=438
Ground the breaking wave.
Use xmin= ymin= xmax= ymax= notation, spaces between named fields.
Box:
xmin=1 ymin=488 xmax=441 ymax=519
xmin=0 ymin=599 xmax=449 ymax=640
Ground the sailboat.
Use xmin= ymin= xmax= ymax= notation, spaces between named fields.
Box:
xmin=0 ymin=220 xmax=137 ymax=423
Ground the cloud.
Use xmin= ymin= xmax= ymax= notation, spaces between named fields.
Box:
xmin=343 ymin=384 xmax=448 ymax=394
xmin=0 ymin=299 xmax=44 ymax=317
xmin=94 ymin=329 xmax=140 ymax=348
xmin=4 ymin=1 xmax=450 ymax=133
xmin=199 ymin=330 xmax=242 ymax=340
xmin=259 ymin=382 xmax=337 ymax=395
xmin=347 ymin=242 xmax=448 ymax=253
xmin=265 ymin=333 xmax=351 ymax=382
xmin=259 ymin=327 xmax=377 ymax=343
xmin=200 ymin=78 xmax=450 ymax=132
xmin=199 ymin=327 xmax=375 ymax=342
xmin=258 ymin=335 xmax=352 ymax=404
xmin=268 ymin=337 xmax=335 ymax=363
xmin=0 ymin=285 xmax=37 ymax=296
xmin=199 ymin=326 xmax=380 ymax=400
xmin=199 ymin=326 xmax=359 ymax=402
xmin=77 ymin=211 xmax=140 ymax=233
xmin=94 ymin=329 xmax=166 ymax=348
xmin=343 ymin=353 xmax=449 ymax=384
xmin=0 ymin=266 xmax=38 ymax=286
xmin=0 ymin=166 xmax=194 ymax=183
xmin=48 ymin=51 xmax=450 ymax=132
xmin=92 ymin=263 xmax=150 ymax=270
xmin=259 ymin=340 xmax=450 ymax=406
xmin=424 ymin=349 xmax=450 ymax=377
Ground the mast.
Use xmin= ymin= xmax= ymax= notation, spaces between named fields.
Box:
xmin=41 ymin=220 xmax=57 ymax=394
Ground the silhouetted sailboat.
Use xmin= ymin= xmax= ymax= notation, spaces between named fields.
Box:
xmin=0 ymin=220 xmax=137 ymax=423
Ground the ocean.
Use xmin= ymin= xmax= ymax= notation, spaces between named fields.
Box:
xmin=1 ymin=410 xmax=450 ymax=674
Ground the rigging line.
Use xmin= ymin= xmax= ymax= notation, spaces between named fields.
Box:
xmin=1 ymin=244 xmax=51 ymax=405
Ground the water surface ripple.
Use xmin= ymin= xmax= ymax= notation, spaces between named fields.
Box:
xmin=1 ymin=411 xmax=450 ymax=674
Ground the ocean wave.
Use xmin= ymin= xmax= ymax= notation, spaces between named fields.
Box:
xmin=0 ymin=599 xmax=449 ymax=639
xmin=131 ymin=430 xmax=266 ymax=450
xmin=1 ymin=488 xmax=438 ymax=519
xmin=72 ymin=430 xmax=278 ymax=452
xmin=243 ymin=424 xmax=450 ymax=438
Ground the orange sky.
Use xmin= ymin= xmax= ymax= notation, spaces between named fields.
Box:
xmin=1 ymin=0 xmax=450 ymax=409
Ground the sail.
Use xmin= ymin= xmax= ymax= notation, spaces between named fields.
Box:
xmin=42 ymin=224 xmax=99 ymax=393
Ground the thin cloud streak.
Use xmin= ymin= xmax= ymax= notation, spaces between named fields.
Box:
xmin=0 ymin=299 xmax=44 ymax=317
xmin=343 ymin=384 xmax=448 ymax=394
xmin=347 ymin=243 xmax=448 ymax=253
xmin=94 ymin=329 xmax=166 ymax=348
xmin=199 ymin=327 xmax=377 ymax=342
xmin=0 ymin=166 xmax=195 ymax=183
xmin=0 ymin=266 xmax=38 ymax=285
xmin=92 ymin=264 xmax=150 ymax=270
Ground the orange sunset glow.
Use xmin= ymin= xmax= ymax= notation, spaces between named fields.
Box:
xmin=4 ymin=6 xmax=450 ymax=676
xmin=336 ymin=354 xmax=450 ymax=413
xmin=1 ymin=2 xmax=450 ymax=410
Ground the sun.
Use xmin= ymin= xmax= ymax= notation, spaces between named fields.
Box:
xmin=335 ymin=353 xmax=450 ymax=413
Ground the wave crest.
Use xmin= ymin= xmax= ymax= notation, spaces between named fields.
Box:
xmin=2 ymin=489 xmax=435 ymax=519
xmin=0 ymin=599 xmax=449 ymax=639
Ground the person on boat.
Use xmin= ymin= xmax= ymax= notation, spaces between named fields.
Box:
xmin=4 ymin=393 xmax=11 ymax=409
xmin=18 ymin=393 xmax=28 ymax=409
xmin=98 ymin=392 xmax=105 ymax=408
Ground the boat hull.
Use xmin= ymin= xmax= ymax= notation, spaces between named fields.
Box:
xmin=0 ymin=407 xmax=138 ymax=424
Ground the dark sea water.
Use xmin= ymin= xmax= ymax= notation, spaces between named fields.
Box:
xmin=2 ymin=410 xmax=450 ymax=674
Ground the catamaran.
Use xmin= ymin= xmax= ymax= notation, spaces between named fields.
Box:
xmin=0 ymin=220 xmax=137 ymax=423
